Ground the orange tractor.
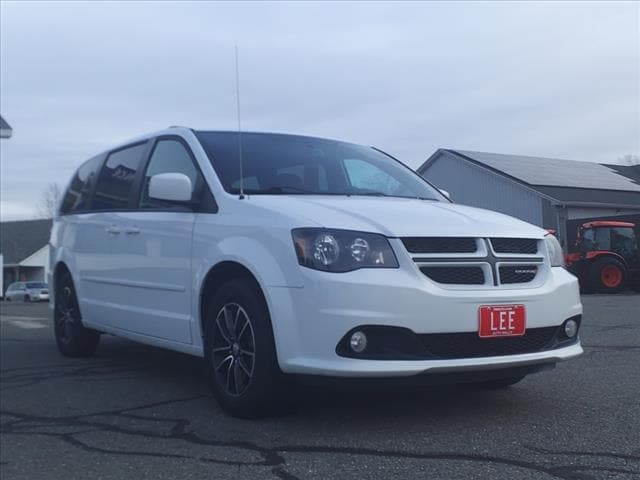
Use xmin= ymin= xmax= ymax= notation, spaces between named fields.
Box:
xmin=565 ymin=221 xmax=640 ymax=293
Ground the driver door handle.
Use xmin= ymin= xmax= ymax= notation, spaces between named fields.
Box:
xmin=124 ymin=226 xmax=141 ymax=236
xmin=105 ymin=225 xmax=121 ymax=236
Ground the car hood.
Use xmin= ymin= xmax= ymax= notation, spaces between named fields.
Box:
xmin=250 ymin=196 xmax=547 ymax=238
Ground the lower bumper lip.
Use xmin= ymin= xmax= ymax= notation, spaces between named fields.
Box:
xmin=286 ymin=342 xmax=584 ymax=378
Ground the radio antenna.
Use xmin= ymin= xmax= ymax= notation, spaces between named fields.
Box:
xmin=234 ymin=45 xmax=245 ymax=199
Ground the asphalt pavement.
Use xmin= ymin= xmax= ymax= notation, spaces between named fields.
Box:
xmin=1 ymin=295 xmax=638 ymax=480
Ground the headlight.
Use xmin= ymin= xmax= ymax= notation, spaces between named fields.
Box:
xmin=544 ymin=234 xmax=565 ymax=267
xmin=292 ymin=228 xmax=399 ymax=272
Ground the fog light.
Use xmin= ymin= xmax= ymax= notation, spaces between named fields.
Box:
xmin=564 ymin=319 xmax=578 ymax=338
xmin=350 ymin=331 xmax=367 ymax=353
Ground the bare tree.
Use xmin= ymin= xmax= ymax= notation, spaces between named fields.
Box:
xmin=619 ymin=154 xmax=640 ymax=166
xmin=35 ymin=182 xmax=62 ymax=219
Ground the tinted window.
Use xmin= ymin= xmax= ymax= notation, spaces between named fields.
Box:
xmin=60 ymin=156 xmax=103 ymax=214
xmin=139 ymin=139 xmax=199 ymax=209
xmin=593 ymin=228 xmax=611 ymax=250
xmin=195 ymin=132 xmax=445 ymax=200
xmin=610 ymin=227 xmax=636 ymax=253
xmin=26 ymin=282 xmax=47 ymax=289
xmin=92 ymin=143 xmax=147 ymax=210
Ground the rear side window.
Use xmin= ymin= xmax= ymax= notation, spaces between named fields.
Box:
xmin=60 ymin=155 xmax=103 ymax=214
xmin=92 ymin=143 xmax=147 ymax=210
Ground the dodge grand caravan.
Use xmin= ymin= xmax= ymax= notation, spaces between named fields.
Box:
xmin=50 ymin=127 xmax=583 ymax=418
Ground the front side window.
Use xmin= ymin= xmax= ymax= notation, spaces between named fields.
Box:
xmin=92 ymin=143 xmax=147 ymax=210
xmin=195 ymin=132 xmax=445 ymax=200
xmin=60 ymin=155 xmax=103 ymax=214
xmin=26 ymin=282 xmax=47 ymax=289
xmin=593 ymin=228 xmax=611 ymax=250
xmin=139 ymin=139 xmax=199 ymax=209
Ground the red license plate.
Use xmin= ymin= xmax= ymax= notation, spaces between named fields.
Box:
xmin=478 ymin=305 xmax=526 ymax=338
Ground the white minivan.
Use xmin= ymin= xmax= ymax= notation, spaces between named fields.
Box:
xmin=50 ymin=127 xmax=583 ymax=417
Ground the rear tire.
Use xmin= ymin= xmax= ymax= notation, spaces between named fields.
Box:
xmin=203 ymin=278 xmax=294 ymax=418
xmin=54 ymin=272 xmax=100 ymax=357
xmin=588 ymin=257 xmax=627 ymax=293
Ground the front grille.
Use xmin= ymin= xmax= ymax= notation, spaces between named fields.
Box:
xmin=420 ymin=266 xmax=484 ymax=285
xmin=406 ymin=237 xmax=544 ymax=288
xmin=499 ymin=265 xmax=538 ymax=284
xmin=490 ymin=238 xmax=538 ymax=254
xmin=419 ymin=327 xmax=558 ymax=359
xmin=402 ymin=237 xmax=477 ymax=254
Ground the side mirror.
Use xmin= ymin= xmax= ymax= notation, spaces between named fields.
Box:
xmin=439 ymin=188 xmax=451 ymax=200
xmin=149 ymin=173 xmax=193 ymax=202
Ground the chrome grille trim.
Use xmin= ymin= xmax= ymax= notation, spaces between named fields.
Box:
xmin=402 ymin=237 xmax=546 ymax=289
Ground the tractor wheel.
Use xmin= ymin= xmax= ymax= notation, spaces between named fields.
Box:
xmin=588 ymin=257 xmax=627 ymax=294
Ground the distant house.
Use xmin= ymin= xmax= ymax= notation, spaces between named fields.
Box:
xmin=0 ymin=115 xmax=12 ymax=139
xmin=0 ymin=219 xmax=52 ymax=293
xmin=418 ymin=150 xmax=640 ymax=250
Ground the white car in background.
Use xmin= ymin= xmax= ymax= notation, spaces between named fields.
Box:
xmin=49 ymin=127 xmax=583 ymax=418
xmin=5 ymin=282 xmax=49 ymax=302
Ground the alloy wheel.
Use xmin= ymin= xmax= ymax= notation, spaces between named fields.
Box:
xmin=55 ymin=286 xmax=75 ymax=344
xmin=211 ymin=303 xmax=256 ymax=396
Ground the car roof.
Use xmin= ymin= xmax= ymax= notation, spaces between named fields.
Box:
xmin=104 ymin=127 xmax=366 ymax=155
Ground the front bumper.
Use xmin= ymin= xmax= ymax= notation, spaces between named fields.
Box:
xmin=266 ymin=263 xmax=582 ymax=378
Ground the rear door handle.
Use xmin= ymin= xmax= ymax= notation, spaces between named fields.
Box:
xmin=106 ymin=225 xmax=121 ymax=236
xmin=124 ymin=226 xmax=140 ymax=236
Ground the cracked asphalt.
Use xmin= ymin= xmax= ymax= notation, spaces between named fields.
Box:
xmin=1 ymin=295 xmax=638 ymax=480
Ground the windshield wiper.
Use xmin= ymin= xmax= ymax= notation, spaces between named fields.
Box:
xmin=348 ymin=191 xmax=438 ymax=200
xmin=262 ymin=185 xmax=321 ymax=194
xmin=350 ymin=191 xmax=389 ymax=197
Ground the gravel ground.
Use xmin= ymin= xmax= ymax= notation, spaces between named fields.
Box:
xmin=1 ymin=295 xmax=638 ymax=480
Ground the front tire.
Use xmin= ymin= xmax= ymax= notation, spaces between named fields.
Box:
xmin=54 ymin=272 xmax=100 ymax=357
xmin=203 ymin=278 xmax=294 ymax=418
xmin=589 ymin=257 xmax=627 ymax=293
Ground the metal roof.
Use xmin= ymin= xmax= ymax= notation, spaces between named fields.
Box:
xmin=447 ymin=150 xmax=640 ymax=193
xmin=0 ymin=219 xmax=52 ymax=265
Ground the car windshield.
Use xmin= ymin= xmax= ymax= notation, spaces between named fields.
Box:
xmin=26 ymin=282 xmax=47 ymax=289
xmin=195 ymin=132 xmax=445 ymax=200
